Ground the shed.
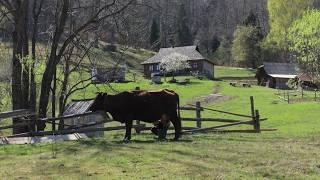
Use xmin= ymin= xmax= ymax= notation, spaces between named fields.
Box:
xmin=141 ymin=46 xmax=215 ymax=79
xmin=256 ymin=62 xmax=300 ymax=89
xmin=92 ymin=67 xmax=126 ymax=83
xmin=63 ymin=99 xmax=105 ymax=137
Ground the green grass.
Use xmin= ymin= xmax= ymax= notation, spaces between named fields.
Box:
xmin=215 ymin=66 xmax=256 ymax=78
xmin=1 ymin=44 xmax=320 ymax=178
xmin=1 ymin=77 xmax=320 ymax=179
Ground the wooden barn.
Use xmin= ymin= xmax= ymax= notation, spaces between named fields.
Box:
xmin=63 ymin=99 xmax=106 ymax=137
xmin=92 ymin=67 xmax=126 ymax=83
xmin=256 ymin=62 xmax=300 ymax=89
xmin=141 ymin=46 xmax=215 ymax=79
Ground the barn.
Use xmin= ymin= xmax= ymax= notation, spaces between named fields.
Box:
xmin=256 ymin=62 xmax=300 ymax=89
xmin=92 ymin=67 xmax=126 ymax=83
xmin=63 ymin=99 xmax=106 ymax=137
xmin=141 ymin=46 xmax=215 ymax=79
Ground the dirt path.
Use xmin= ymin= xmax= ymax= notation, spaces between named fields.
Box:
xmin=187 ymin=82 xmax=233 ymax=105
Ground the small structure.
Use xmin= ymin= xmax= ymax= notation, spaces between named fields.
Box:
xmin=141 ymin=46 xmax=215 ymax=79
xmin=151 ymin=73 xmax=162 ymax=84
xmin=256 ymin=62 xmax=300 ymax=89
xmin=63 ymin=99 xmax=105 ymax=137
xmin=298 ymin=73 xmax=318 ymax=89
xmin=92 ymin=67 xmax=125 ymax=83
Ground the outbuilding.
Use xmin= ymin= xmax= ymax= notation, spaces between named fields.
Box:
xmin=92 ymin=67 xmax=126 ymax=83
xmin=63 ymin=99 xmax=106 ymax=137
xmin=256 ymin=62 xmax=300 ymax=89
xmin=141 ymin=46 xmax=215 ymax=79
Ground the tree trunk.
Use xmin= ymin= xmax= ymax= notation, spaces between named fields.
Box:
xmin=38 ymin=0 xmax=69 ymax=130
xmin=11 ymin=0 xmax=30 ymax=134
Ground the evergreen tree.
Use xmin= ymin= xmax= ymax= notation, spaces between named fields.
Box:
xmin=243 ymin=11 xmax=258 ymax=27
xmin=150 ymin=18 xmax=160 ymax=50
xmin=176 ymin=4 xmax=193 ymax=46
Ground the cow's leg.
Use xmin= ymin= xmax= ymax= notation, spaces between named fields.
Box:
xmin=170 ymin=112 xmax=181 ymax=140
xmin=158 ymin=114 xmax=170 ymax=140
xmin=124 ymin=120 xmax=133 ymax=141
xmin=151 ymin=120 xmax=161 ymax=136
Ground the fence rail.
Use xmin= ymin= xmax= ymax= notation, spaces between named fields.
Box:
xmin=1 ymin=96 xmax=267 ymax=138
xmin=0 ymin=109 xmax=34 ymax=121
xmin=175 ymin=96 xmax=264 ymax=133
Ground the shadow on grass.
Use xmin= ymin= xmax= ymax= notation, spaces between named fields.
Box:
xmin=112 ymin=138 xmax=193 ymax=144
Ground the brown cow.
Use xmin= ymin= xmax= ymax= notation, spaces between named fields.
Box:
xmin=89 ymin=89 xmax=181 ymax=141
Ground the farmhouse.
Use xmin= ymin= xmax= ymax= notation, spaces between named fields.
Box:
xmin=63 ymin=99 xmax=106 ymax=137
xmin=256 ymin=62 xmax=300 ymax=89
xmin=141 ymin=46 xmax=215 ymax=79
xmin=92 ymin=67 xmax=126 ymax=83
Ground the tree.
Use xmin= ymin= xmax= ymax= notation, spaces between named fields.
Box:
xmin=231 ymin=26 xmax=263 ymax=68
xmin=160 ymin=52 xmax=190 ymax=80
xmin=37 ymin=0 xmax=135 ymax=131
xmin=288 ymin=10 xmax=320 ymax=82
xmin=176 ymin=4 xmax=193 ymax=46
xmin=243 ymin=11 xmax=258 ymax=27
xmin=0 ymin=0 xmax=33 ymax=133
xmin=266 ymin=0 xmax=313 ymax=50
xmin=150 ymin=18 xmax=160 ymax=50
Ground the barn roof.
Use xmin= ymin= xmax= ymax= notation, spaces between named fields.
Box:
xmin=141 ymin=46 xmax=212 ymax=65
xmin=63 ymin=99 xmax=94 ymax=116
xmin=260 ymin=62 xmax=300 ymax=79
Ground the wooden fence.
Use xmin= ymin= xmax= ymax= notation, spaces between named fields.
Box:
xmin=169 ymin=96 xmax=268 ymax=135
xmin=0 ymin=96 xmax=269 ymax=139
xmin=277 ymin=89 xmax=319 ymax=104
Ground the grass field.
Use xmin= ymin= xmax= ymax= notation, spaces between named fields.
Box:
xmin=1 ymin=74 xmax=320 ymax=179
xmin=1 ymin=44 xmax=320 ymax=179
xmin=215 ymin=66 xmax=256 ymax=78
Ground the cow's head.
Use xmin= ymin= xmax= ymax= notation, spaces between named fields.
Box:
xmin=90 ymin=92 xmax=108 ymax=112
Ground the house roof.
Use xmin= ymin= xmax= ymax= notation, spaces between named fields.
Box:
xmin=63 ymin=99 xmax=94 ymax=116
xmin=260 ymin=62 xmax=300 ymax=79
xmin=141 ymin=46 xmax=212 ymax=65
xmin=298 ymin=73 xmax=313 ymax=82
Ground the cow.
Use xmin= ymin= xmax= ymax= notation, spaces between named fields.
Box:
xmin=89 ymin=89 xmax=181 ymax=141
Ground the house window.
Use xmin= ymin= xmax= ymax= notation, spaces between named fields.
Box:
xmin=149 ymin=65 xmax=153 ymax=71
xmin=156 ymin=64 xmax=160 ymax=71
xmin=192 ymin=62 xmax=198 ymax=69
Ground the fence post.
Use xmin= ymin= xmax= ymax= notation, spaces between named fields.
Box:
xmin=135 ymin=86 xmax=141 ymax=132
xmin=250 ymin=96 xmax=256 ymax=130
xmin=250 ymin=96 xmax=255 ymax=119
xmin=196 ymin=101 xmax=201 ymax=128
xmin=254 ymin=110 xmax=261 ymax=133
xmin=52 ymin=120 xmax=55 ymax=132
xmin=287 ymin=91 xmax=290 ymax=104
xmin=315 ymin=89 xmax=317 ymax=102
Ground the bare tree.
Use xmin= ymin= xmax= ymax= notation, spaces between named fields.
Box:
xmin=36 ymin=0 xmax=135 ymax=130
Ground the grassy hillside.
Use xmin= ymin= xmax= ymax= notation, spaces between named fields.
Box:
xmin=88 ymin=42 xmax=154 ymax=72
xmin=1 ymin=75 xmax=320 ymax=179
xmin=215 ymin=66 xmax=256 ymax=78
xmin=1 ymin=44 xmax=320 ymax=179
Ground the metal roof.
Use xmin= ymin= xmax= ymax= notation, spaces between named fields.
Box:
xmin=141 ymin=46 xmax=211 ymax=65
xmin=63 ymin=99 xmax=94 ymax=116
xmin=262 ymin=62 xmax=300 ymax=77
xmin=269 ymin=74 xmax=297 ymax=79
